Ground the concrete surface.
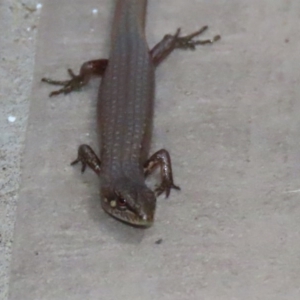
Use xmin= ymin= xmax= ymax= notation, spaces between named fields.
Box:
xmin=1 ymin=0 xmax=300 ymax=299
xmin=0 ymin=1 xmax=39 ymax=299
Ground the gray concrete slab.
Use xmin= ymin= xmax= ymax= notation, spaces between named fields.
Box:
xmin=4 ymin=0 xmax=300 ymax=299
xmin=0 ymin=1 xmax=39 ymax=299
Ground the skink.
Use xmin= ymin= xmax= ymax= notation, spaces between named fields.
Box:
xmin=42 ymin=0 xmax=220 ymax=227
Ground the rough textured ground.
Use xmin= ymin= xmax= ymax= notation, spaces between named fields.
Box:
xmin=0 ymin=1 xmax=39 ymax=299
xmin=1 ymin=1 xmax=300 ymax=300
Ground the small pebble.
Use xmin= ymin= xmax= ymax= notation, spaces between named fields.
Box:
xmin=8 ymin=115 xmax=16 ymax=123
xmin=155 ymin=238 xmax=163 ymax=245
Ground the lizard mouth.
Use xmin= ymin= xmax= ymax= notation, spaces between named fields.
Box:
xmin=101 ymin=201 xmax=154 ymax=228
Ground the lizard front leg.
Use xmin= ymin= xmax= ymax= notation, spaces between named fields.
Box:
xmin=150 ymin=26 xmax=220 ymax=66
xmin=144 ymin=149 xmax=180 ymax=197
xmin=71 ymin=144 xmax=101 ymax=175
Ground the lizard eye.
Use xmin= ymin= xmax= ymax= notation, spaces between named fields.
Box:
xmin=118 ymin=197 xmax=126 ymax=207
xmin=109 ymin=198 xmax=126 ymax=210
xmin=113 ymin=192 xmax=128 ymax=210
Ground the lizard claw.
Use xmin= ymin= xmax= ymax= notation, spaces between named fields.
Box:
xmin=155 ymin=181 xmax=180 ymax=198
xmin=41 ymin=68 xmax=85 ymax=97
xmin=175 ymin=25 xmax=220 ymax=50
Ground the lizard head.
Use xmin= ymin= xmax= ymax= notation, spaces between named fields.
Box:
xmin=101 ymin=178 xmax=156 ymax=227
